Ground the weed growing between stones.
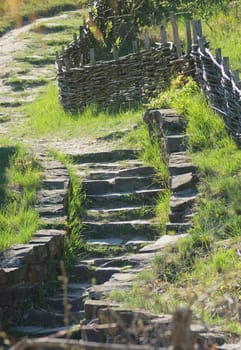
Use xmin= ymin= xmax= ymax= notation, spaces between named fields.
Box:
xmin=0 ymin=140 xmax=41 ymax=251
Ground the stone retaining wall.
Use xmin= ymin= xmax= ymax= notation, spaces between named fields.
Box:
xmin=0 ymin=156 xmax=69 ymax=325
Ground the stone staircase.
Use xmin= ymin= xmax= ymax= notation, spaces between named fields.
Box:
xmin=12 ymin=148 xmax=163 ymax=337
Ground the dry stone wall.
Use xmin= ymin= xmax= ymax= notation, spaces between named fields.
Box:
xmin=0 ymin=156 xmax=69 ymax=325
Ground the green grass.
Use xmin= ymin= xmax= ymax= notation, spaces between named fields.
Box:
xmin=0 ymin=0 xmax=87 ymax=36
xmin=16 ymin=83 xmax=143 ymax=141
xmin=0 ymin=140 xmax=41 ymax=251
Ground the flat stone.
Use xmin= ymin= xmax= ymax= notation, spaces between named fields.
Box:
xmin=125 ymin=239 xmax=153 ymax=246
xmin=36 ymin=204 xmax=65 ymax=216
xmin=40 ymin=216 xmax=67 ymax=229
xmin=94 ymin=267 xmax=122 ymax=284
xmin=70 ymin=149 xmax=139 ymax=163
xmin=168 ymin=152 xmax=196 ymax=176
xmin=37 ymin=190 xmax=67 ymax=205
xmin=170 ymin=172 xmax=196 ymax=192
xmin=170 ymin=189 xmax=197 ymax=212
xmin=86 ymin=188 xmax=164 ymax=209
xmin=82 ymin=221 xmax=158 ymax=240
xmin=34 ymin=229 xmax=66 ymax=237
xmin=166 ymin=223 xmax=192 ymax=234
xmin=84 ymin=299 xmax=119 ymax=320
xmin=86 ymin=238 xmax=123 ymax=246
xmin=42 ymin=178 xmax=68 ymax=190
xmin=165 ymin=135 xmax=188 ymax=154
xmin=139 ymin=234 xmax=189 ymax=253
xmin=11 ymin=326 xmax=67 ymax=336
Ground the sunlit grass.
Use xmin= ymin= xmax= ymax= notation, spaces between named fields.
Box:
xmin=16 ymin=83 xmax=143 ymax=142
xmin=0 ymin=141 xmax=41 ymax=251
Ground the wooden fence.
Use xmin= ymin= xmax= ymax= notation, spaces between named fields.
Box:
xmin=56 ymin=15 xmax=241 ymax=140
xmin=189 ymin=20 xmax=241 ymax=141
xmin=55 ymin=14 xmax=191 ymax=113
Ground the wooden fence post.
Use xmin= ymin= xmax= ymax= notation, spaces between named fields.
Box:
xmin=144 ymin=32 xmax=150 ymax=50
xmin=160 ymin=25 xmax=167 ymax=45
xmin=233 ymin=69 xmax=240 ymax=84
xmin=215 ymin=48 xmax=222 ymax=64
xmin=192 ymin=20 xmax=198 ymax=45
xmin=90 ymin=48 xmax=95 ymax=65
xmin=112 ymin=45 xmax=119 ymax=60
xmin=198 ymin=37 xmax=205 ymax=53
xmin=185 ymin=20 xmax=192 ymax=55
xmin=223 ymin=57 xmax=230 ymax=75
xmin=170 ymin=12 xmax=182 ymax=57
xmin=132 ymin=41 xmax=138 ymax=53
xmin=80 ymin=26 xmax=84 ymax=42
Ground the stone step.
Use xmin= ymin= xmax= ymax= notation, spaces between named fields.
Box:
xmin=82 ymin=176 xmax=158 ymax=195
xmin=170 ymin=172 xmax=198 ymax=193
xmin=46 ymin=293 xmax=85 ymax=312
xmin=69 ymin=265 xmax=123 ymax=284
xmin=168 ymin=152 xmax=196 ymax=176
xmin=21 ymin=308 xmax=85 ymax=327
xmin=166 ymin=222 xmax=193 ymax=234
xmin=82 ymin=221 xmax=159 ymax=240
xmin=10 ymin=325 xmax=75 ymax=337
xmin=169 ymin=209 xmax=194 ymax=223
xmin=165 ymin=135 xmax=188 ymax=154
xmin=79 ymin=166 xmax=156 ymax=180
xmin=84 ymin=206 xmax=154 ymax=222
xmin=170 ymin=189 xmax=197 ymax=213
xmin=76 ymin=159 xmax=143 ymax=171
xmin=70 ymin=149 xmax=139 ymax=164
xmin=36 ymin=190 xmax=67 ymax=205
xmin=85 ymin=188 xmax=163 ymax=209
xmin=85 ymin=237 xmax=153 ymax=248
xmin=80 ymin=256 xmax=140 ymax=269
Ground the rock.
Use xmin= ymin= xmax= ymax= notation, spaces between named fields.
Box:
xmin=168 ymin=152 xmax=196 ymax=176
xmin=84 ymin=299 xmax=120 ymax=320
xmin=170 ymin=189 xmax=197 ymax=212
xmin=166 ymin=223 xmax=193 ymax=234
xmin=170 ymin=172 xmax=197 ymax=192
xmin=139 ymin=234 xmax=189 ymax=253
xmin=165 ymin=135 xmax=188 ymax=154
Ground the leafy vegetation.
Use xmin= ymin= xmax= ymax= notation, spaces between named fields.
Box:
xmin=0 ymin=141 xmax=41 ymax=251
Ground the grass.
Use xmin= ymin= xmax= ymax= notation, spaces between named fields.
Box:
xmin=110 ymin=76 xmax=241 ymax=334
xmin=0 ymin=139 xmax=41 ymax=251
xmin=15 ymin=83 xmax=143 ymax=142
xmin=0 ymin=0 xmax=88 ymax=36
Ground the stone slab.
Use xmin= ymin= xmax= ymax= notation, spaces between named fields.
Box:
xmin=139 ymin=234 xmax=189 ymax=253
xmin=170 ymin=172 xmax=196 ymax=192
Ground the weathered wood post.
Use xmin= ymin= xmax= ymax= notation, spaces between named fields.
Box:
xmin=160 ymin=25 xmax=167 ymax=45
xmin=233 ymin=69 xmax=240 ymax=85
xmin=170 ymin=12 xmax=182 ymax=57
xmin=223 ymin=57 xmax=230 ymax=76
xmin=112 ymin=45 xmax=119 ymax=60
xmin=132 ymin=40 xmax=138 ymax=53
xmin=144 ymin=32 xmax=150 ymax=50
xmin=90 ymin=48 xmax=95 ymax=65
xmin=185 ymin=20 xmax=192 ymax=55
xmin=215 ymin=48 xmax=222 ymax=64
